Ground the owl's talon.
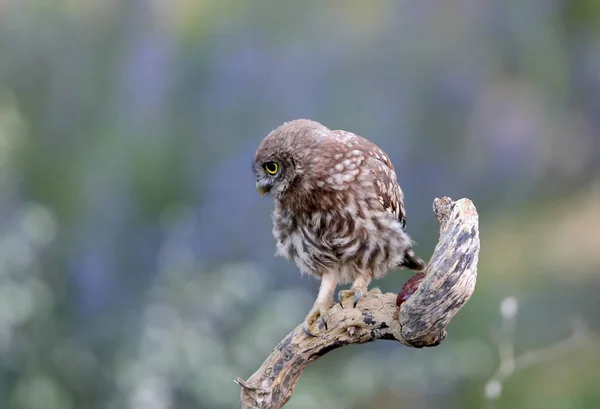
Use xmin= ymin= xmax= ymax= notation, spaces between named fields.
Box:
xmin=337 ymin=292 xmax=345 ymax=309
xmin=303 ymin=303 xmax=331 ymax=336
xmin=338 ymin=288 xmax=365 ymax=308
xmin=353 ymin=290 xmax=362 ymax=308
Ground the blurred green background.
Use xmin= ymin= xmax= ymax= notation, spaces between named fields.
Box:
xmin=0 ymin=1 xmax=599 ymax=408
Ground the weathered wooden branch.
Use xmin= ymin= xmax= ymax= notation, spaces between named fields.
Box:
xmin=236 ymin=197 xmax=480 ymax=409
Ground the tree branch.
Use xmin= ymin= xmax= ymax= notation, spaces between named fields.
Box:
xmin=236 ymin=197 xmax=480 ymax=409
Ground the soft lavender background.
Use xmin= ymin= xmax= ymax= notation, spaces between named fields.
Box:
xmin=0 ymin=1 xmax=599 ymax=408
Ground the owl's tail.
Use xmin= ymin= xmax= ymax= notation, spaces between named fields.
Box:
xmin=400 ymin=248 xmax=427 ymax=272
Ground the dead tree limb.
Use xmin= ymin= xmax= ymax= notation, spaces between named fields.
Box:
xmin=236 ymin=197 xmax=480 ymax=409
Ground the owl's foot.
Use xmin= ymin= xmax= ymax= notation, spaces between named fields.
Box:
xmin=302 ymin=302 xmax=332 ymax=337
xmin=337 ymin=287 xmax=366 ymax=309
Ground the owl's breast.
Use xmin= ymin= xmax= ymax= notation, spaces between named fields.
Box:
xmin=271 ymin=206 xmax=332 ymax=277
xmin=271 ymin=200 xmax=410 ymax=281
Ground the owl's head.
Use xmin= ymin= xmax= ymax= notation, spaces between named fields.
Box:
xmin=253 ymin=119 xmax=328 ymax=199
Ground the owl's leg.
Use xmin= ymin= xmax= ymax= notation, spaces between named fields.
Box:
xmin=302 ymin=273 xmax=336 ymax=337
xmin=337 ymin=275 xmax=371 ymax=308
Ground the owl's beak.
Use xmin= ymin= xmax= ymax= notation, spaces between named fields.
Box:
xmin=256 ymin=182 xmax=266 ymax=196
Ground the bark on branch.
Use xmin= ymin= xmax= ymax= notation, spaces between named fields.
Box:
xmin=236 ymin=197 xmax=480 ymax=409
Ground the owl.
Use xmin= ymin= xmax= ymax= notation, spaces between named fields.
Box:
xmin=253 ymin=119 xmax=426 ymax=336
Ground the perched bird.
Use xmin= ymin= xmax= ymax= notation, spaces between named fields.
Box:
xmin=253 ymin=119 xmax=426 ymax=336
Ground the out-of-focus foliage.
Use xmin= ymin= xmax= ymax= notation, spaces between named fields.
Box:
xmin=0 ymin=1 xmax=599 ymax=408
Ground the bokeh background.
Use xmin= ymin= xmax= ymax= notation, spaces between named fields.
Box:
xmin=0 ymin=1 xmax=599 ymax=408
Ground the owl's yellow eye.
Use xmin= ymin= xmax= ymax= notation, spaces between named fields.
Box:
xmin=263 ymin=161 xmax=279 ymax=175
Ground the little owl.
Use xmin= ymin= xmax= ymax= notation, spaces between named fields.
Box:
xmin=253 ymin=119 xmax=426 ymax=336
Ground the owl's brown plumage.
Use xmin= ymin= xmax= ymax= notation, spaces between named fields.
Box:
xmin=254 ymin=119 xmax=426 ymax=335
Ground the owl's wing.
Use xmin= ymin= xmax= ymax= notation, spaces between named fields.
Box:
xmin=374 ymin=164 xmax=407 ymax=231
xmin=344 ymin=132 xmax=408 ymax=231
